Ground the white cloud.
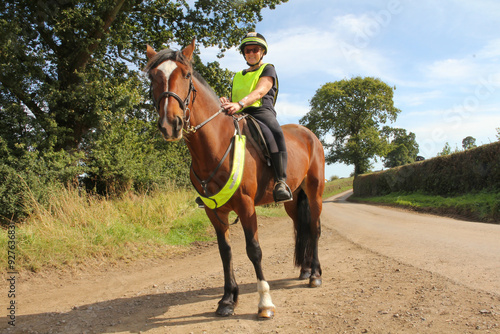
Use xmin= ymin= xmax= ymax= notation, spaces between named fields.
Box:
xmin=420 ymin=38 xmax=500 ymax=87
xmin=275 ymin=99 xmax=309 ymax=124
xmin=477 ymin=38 xmax=500 ymax=59
xmin=425 ymin=58 xmax=479 ymax=83
xmin=396 ymin=90 xmax=444 ymax=107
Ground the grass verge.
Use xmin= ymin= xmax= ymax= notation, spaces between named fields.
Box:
xmin=323 ymin=177 xmax=354 ymax=198
xmin=350 ymin=190 xmax=500 ymax=223
xmin=0 ymin=185 xmax=285 ymax=274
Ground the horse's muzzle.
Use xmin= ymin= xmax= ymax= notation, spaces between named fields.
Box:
xmin=158 ymin=115 xmax=183 ymax=141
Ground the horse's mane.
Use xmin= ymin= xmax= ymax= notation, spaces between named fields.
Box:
xmin=144 ymin=48 xmax=218 ymax=101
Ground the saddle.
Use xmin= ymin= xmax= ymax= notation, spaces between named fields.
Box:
xmin=243 ymin=115 xmax=273 ymax=167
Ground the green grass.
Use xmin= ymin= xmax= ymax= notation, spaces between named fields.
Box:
xmin=351 ymin=190 xmax=500 ymax=223
xmin=0 ymin=186 xmax=211 ymax=273
xmin=323 ymin=177 xmax=354 ymax=198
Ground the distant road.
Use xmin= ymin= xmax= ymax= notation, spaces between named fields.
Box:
xmin=323 ymin=190 xmax=500 ymax=295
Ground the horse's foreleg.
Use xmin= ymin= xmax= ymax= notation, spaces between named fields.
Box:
xmin=242 ymin=215 xmax=275 ymax=319
xmin=210 ymin=212 xmax=239 ymax=317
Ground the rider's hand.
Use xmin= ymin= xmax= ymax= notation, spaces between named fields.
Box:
xmin=222 ymin=102 xmax=242 ymax=115
xmin=220 ymin=97 xmax=242 ymax=115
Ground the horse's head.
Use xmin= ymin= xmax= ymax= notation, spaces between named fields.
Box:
xmin=145 ymin=39 xmax=196 ymax=141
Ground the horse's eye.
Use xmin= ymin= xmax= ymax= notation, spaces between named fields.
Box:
xmin=185 ymin=72 xmax=192 ymax=79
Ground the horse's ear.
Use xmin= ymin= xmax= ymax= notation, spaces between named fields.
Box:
xmin=181 ymin=38 xmax=196 ymax=61
xmin=146 ymin=45 xmax=157 ymax=60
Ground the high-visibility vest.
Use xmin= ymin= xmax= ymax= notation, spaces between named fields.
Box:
xmin=231 ymin=63 xmax=271 ymax=111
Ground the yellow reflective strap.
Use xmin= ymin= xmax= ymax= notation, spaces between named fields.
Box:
xmin=200 ymin=135 xmax=246 ymax=209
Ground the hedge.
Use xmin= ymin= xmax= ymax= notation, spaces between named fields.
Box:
xmin=353 ymin=141 xmax=500 ymax=197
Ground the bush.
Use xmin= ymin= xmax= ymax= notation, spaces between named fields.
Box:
xmin=0 ymin=149 xmax=82 ymax=225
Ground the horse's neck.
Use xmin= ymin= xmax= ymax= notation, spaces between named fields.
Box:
xmin=186 ymin=84 xmax=235 ymax=178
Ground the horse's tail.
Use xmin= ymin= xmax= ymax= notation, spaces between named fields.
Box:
xmin=294 ymin=189 xmax=314 ymax=267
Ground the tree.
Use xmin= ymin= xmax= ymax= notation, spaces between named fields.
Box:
xmin=0 ymin=0 xmax=287 ymax=152
xmin=462 ymin=136 xmax=477 ymax=150
xmin=496 ymin=127 xmax=499 ymax=141
xmin=381 ymin=127 xmax=419 ymax=168
xmin=300 ymin=76 xmax=401 ymax=175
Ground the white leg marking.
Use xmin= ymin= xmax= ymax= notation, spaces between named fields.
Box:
xmin=257 ymin=280 xmax=275 ymax=310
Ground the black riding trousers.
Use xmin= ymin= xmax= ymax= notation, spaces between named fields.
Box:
xmin=245 ymin=107 xmax=286 ymax=153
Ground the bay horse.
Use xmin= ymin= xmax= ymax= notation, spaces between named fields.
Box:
xmin=145 ymin=39 xmax=325 ymax=319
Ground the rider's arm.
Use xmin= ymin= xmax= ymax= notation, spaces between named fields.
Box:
xmin=223 ymin=76 xmax=273 ymax=115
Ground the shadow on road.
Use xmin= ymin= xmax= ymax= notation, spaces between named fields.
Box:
xmin=1 ymin=277 xmax=308 ymax=333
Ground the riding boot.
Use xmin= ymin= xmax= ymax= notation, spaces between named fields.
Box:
xmin=270 ymin=152 xmax=293 ymax=203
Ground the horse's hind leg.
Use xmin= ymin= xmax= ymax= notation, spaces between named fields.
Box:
xmin=207 ymin=211 xmax=239 ymax=316
xmin=283 ymin=195 xmax=310 ymax=278
xmin=308 ymin=190 xmax=323 ymax=288
xmin=239 ymin=204 xmax=275 ymax=319
xmin=285 ymin=188 xmax=322 ymax=288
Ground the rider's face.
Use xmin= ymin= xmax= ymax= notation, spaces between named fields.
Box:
xmin=244 ymin=45 xmax=264 ymax=64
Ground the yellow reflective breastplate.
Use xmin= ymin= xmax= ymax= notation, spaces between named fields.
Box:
xmin=231 ymin=64 xmax=269 ymax=111
xmin=199 ymin=134 xmax=246 ymax=209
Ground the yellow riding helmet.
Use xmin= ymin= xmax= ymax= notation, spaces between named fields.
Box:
xmin=239 ymin=32 xmax=268 ymax=55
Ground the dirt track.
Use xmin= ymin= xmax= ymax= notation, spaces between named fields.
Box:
xmin=2 ymin=191 xmax=500 ymax=333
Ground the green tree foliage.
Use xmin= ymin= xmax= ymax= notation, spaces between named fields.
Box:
xmin=437 ymin=142 xmax=452 ymax=156
xmin=1 ymin=0 xmax=286 ymax=151
xmin=300 ymin=76 xmax=401 ymax=175
xmin=437 ymin=142 xmax=462 ymax=156
xmin=496 ymin=127 xmax=500 ymax=140
xmin=0 ymin=0 xmax=288 ymax=222
xmin=381 ymin=127 xmax=419 ymax=168
xmin=462 ymin=136 xmax=477 ymax=150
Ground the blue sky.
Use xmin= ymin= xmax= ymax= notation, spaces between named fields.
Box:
xmin=199 ymin=0 xmax=500 ymax=178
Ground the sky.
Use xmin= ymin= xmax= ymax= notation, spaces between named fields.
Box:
xmin=198 ymin=0 xmax=500 ymax=178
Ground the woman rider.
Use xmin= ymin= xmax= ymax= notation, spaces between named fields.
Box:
xmin=221 ymin=32 xmax=292 ymax=202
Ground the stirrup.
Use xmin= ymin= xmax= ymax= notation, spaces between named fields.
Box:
xmin=195 ymin=196 xmax=205 ymax=208
xmin=273 ymin=181 xmax=293 ymax=203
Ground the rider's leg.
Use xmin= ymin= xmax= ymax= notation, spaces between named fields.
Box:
xmin=250 ymin=110 xmax=292 ymax=202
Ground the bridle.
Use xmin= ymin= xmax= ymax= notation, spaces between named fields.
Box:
xmin=152 ymin=72 xmax=196 ymax=133
xmin=151 ymin=71 xmax=224 ymax=134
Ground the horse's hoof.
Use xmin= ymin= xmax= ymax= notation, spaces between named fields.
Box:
xmin=309 ymin=277 xmax=322 ymax=288
xmin=258 ymin=306 xmax=275 ymax=319
xmin=299 ymin=270 xmax=311 ymax=280
xmin=216 ymin=304 xmax=235 ymax=317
